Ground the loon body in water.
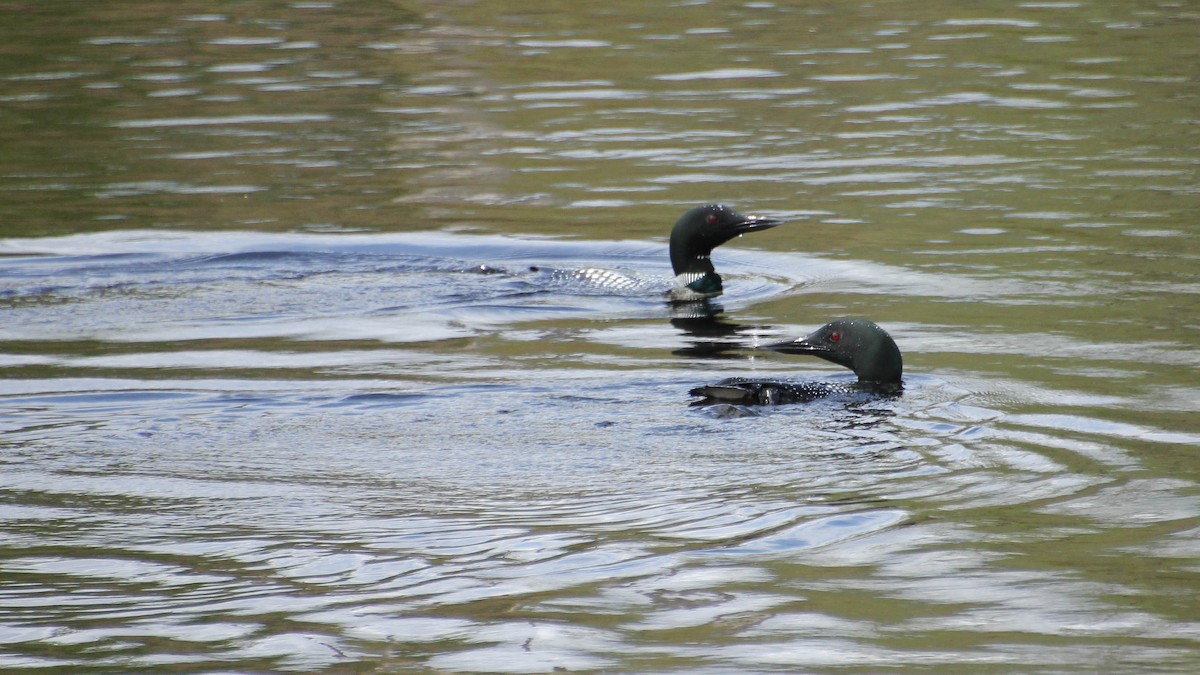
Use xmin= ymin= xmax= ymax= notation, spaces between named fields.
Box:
xmin=667 ymin=204 xmax=784 ymax=300
xmin=689 ymin=318 xmax=903 ymax=405
xmin=478 ymin=204 xmax=783 ymax=299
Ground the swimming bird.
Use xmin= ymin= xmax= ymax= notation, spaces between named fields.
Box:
xmin=667 ymin=204 xmax=784 ymax=300
xmin=689 ymin=318 xmax=903 ymax=405
xmin=520 ymin=204 xmax=782 ymax=299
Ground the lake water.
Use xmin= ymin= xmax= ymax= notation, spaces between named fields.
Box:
xmin=1 ymin=0 xmax=1198 ymax=672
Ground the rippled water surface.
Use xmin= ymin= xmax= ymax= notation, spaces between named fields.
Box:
xmin=2 ymin=0 xmax=1198 ymax=672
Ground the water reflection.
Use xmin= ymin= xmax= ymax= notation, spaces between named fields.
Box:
xmin=668 ymin=302 xmax=771 ymax=359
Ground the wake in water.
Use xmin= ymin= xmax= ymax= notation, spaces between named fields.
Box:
xmin=0 ymin=230 xmax=809 ymax=344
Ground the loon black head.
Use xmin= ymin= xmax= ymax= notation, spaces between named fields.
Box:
xmin=765 ymin=318 xmax=902 ymax=384
xmin=669 ymin=204 xmax=784 ymax=297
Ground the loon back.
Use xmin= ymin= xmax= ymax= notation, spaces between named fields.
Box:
xmin=689 ymin=377 xmax=863 ymax=406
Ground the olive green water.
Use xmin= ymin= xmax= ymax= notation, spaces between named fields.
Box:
xmin=1 ymin=1 xmax=1198 ymax=673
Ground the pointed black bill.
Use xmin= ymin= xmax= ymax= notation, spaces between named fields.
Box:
xmin=730 ymin=215 xmax=785 ymax=235
xmin=762 ymin=337 xmax=826 ymax=356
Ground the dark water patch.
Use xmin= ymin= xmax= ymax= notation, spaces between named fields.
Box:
xmin=322 ymin=392 xmax=432 ymax=409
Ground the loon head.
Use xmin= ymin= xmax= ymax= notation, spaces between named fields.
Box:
xmin=669 ymin=204 xmax=784 ymax=296
xmin=765 ymin=318 xmax=903 ymax=384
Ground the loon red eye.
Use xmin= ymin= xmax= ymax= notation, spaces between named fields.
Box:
xmin=706 ymin=214 xmax=718 ymax=224
xmin=829 ymin=331 xmax=841 ymax=342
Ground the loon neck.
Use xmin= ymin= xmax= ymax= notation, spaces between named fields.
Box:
xmin=673 ymin=249 xmax=722 ymax=291
xmin=670 ymin=239 xmax=714 ymax=273
xmin=673 ymin=268 xmax=723 ymax=298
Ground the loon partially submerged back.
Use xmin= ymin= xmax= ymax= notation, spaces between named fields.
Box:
xmin=669 ymin=204 xmax=785 ymax=300
xmin=517 ymin=204 xmax=783 ymax=299
xmin=690 ymin=318 xmax=903 ymax=405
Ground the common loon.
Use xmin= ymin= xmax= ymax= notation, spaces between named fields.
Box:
xmin=689 ymin=318 xmax=903 ymax=405
xmin=499 ymin=204 xmax=783 ymax=298
xmin=668 ymin=204 xmax=784 ymax=300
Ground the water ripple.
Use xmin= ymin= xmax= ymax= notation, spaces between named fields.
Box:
xmin=110 ymin=113 xmax=332 ymax=128
xmin=2 ymin=0 xmax=1198 ymax=670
